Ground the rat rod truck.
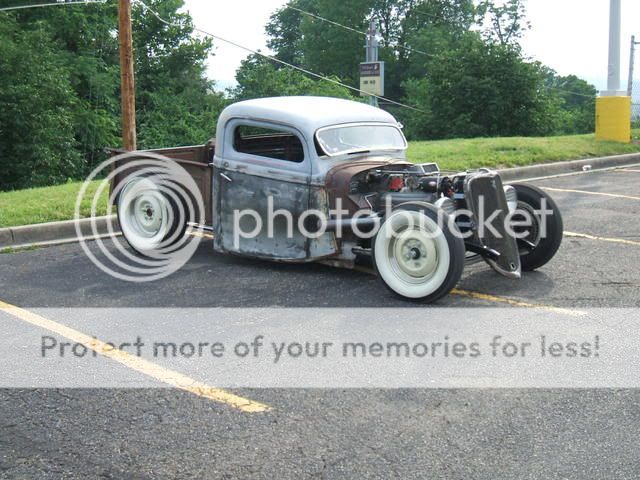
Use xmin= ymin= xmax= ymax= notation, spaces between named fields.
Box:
xmin=110 ymin=96 xmax=563 ymax=302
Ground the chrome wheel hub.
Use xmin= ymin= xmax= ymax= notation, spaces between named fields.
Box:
xmin=393 ymin=229 xmax=438 ymax=278
xmin=132 ymin=194 xmax=164 ymax=237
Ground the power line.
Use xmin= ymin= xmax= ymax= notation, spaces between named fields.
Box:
xmin=134 ymin=0 xmax=427 ymax=114
xmin=285 ymin=5 xmax=599 ymax=100
xmin=545 ymin=86 xmax=597 ymax=99
xmin=5 ymin=0 xmax=592 ymax=109
xmin=285 ymin=5 xmax=436 ymax=58
xmin=0 ymin=0 xmax=107 ymax=12
xmin=408 ymin=8 xmax=440 ymax=21
xmin=407 ymin=7 xmax=474 ymax=24
xmin=286 ymin=5 xmax=366 ymax=38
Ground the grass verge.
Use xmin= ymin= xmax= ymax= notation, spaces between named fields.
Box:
xmin=0 ymin=180 xmax=109 ymax=228
xmin=2 ymin=131 xmax=640 ymax=228
xmin=407 ymin=131 xmax=640 ymax=170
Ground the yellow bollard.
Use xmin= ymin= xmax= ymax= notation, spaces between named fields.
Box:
xmin=595 ymin=96 xmax=631 ymax=143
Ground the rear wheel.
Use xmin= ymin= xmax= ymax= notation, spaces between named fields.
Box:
xmin=511 ymin=183 xmax=563 ymax=271
xmin=372 ymin=203 xmax=465 ymax=302
xmin=117 ymin=176 xmax=186 ymax=255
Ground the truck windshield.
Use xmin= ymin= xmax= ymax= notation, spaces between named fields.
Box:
xmin=316 ymin=124 xmax=407 ymax=157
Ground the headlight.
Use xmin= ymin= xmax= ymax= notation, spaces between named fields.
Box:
xmin=434 ymin=197 xmax=456 ymax=216
xmin=503 ymin=185 xmax=517 ymax=213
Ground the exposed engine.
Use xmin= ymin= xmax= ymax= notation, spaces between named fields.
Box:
xmin=347 ymin=163 xmax=465 ymax=216
xmin=346 ymin=162 xmax=524 ymax=278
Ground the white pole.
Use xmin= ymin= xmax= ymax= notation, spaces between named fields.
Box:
xmin=628 ymin=35 xmax=635 ymax=97
xmin=605 ymin=0 xmax=622 ymax=95
xmin=365 ymin=21 xmax=379 ymax=107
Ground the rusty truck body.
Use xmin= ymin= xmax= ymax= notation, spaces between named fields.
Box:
xmin=111 ymin=96 xmax=563 ymax=302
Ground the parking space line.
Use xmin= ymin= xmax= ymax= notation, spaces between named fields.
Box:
xmin=451 ymin=289 xmax=586 ymax=316
xmin=564 ymin=231 xmax=640 ymax=246
xmin=0 ymin=299 xmax=271 ymax=413
xmin=188 ymin=230 xmax=214 ymax=239
xmin=352 ymin=268 xmax=585 ymax=315
xmin=541 ymin=187 xmax=640 ymax=201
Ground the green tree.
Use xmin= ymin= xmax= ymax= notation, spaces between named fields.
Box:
xmin=231 ymin=54 xmax=354 ymax=101
xmin=0 ymin=15 xmax=83 ymax=190
xmin=266 ymin=0 xmax=316 ymax=66
xmin=388 ymin=0 xmax=477 ymax=99
xmin=401 ymin=34 xmax=556 ymax=139
xmin=132 ymin=0 xmax=227 ymax=146
xmin=267 ymin=0 xmax=370 ymax=86
xmin=544 ymin=73 xmax=596 ymax=134
xmin=1 ymin=0 xmax=225 ymax=191
xmin=264 ymin=0 xmax=479 ymax=105
xmin=477 ymin=0 xmax=530 ymax=48
xmin=12 ymin=3 xmax=121 ymax=175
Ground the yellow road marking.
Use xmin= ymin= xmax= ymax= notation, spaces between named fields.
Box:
xmin=188 ymin=230 xmax=214 ymax=239
xmin=451 ymin=289 xmax=586 ymax=317
xmin=353 ymin=265 xmax=375 ymax=275
xmin=541 ymin=186 xmax=640 ymax=201
xmin=0 ymin=300 xmax=270 ymax=413
xmin=355 ymin=267 xmax=584 ymax=315
xmin=564 ymin=231 xmax=640 ymax=246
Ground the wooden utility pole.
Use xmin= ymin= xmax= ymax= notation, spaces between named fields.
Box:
xmin=118 ymin=0 xmax=137 ymax=151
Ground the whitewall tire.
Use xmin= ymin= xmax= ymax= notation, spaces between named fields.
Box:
xmin=117 ymin=177 xmax=181 ymax=254
xmin=373 ymin=203 xmax=465 ymax=302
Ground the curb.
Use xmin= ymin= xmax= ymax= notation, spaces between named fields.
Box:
xmin=1 ymin=152 xmax=639 ymax=251
xmin=0 ymin=216 xmax=120 ymax=251
xmin=497 ymin=152 xmax=640 ymax=182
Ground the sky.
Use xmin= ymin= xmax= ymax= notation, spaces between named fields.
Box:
xmin=181 ymin=0 xmax=640 ymax=93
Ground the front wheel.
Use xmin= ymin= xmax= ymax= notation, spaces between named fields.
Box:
xmin=372 ymin=203 xmax=465 ymax=302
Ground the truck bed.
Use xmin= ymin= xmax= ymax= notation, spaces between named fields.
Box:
xmin=109 ymin=139 xmax=215 ymax=226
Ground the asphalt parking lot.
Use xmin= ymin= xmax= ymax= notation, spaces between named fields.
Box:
xmin=1 ymin=167 xmax=639 ymax=478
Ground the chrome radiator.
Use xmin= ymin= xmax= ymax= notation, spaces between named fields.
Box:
xmin=464 ymin=171 xmax=521 ymax=278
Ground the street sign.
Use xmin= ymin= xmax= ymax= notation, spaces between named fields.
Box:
xmin=360 ymin=61 xmax=384 ymax=97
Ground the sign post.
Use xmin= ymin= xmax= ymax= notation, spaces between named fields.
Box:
xmin=359 ymin=61 xmax=385 ymax=100
xmin=362 ymin=21 xmax=382 ymax=107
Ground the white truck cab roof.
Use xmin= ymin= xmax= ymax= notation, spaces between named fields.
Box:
xmin=216 ymin=96 xmax=400 ymax=140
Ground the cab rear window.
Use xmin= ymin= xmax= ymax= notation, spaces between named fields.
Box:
xmin=233 ymin=125 xmax=304 ymax=163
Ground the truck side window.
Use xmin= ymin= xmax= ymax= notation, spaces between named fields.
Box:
xmin=233 ymin=125 xmax=304 ymax=163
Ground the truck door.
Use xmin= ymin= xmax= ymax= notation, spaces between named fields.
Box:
xmin=212 ymin=119 xmax=311 ymax=260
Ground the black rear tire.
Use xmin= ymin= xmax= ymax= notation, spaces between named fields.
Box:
xmin=511 ymin=183 xmax=563 ymax=271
